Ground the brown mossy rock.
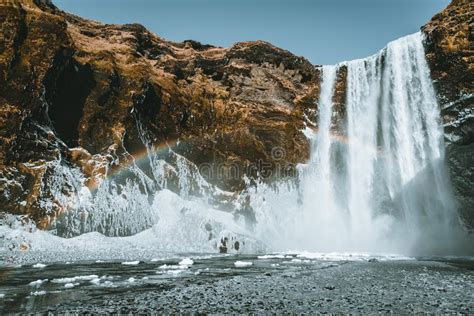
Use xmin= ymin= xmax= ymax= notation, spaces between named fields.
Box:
xmin=422 ymin=0 xmax=474 ymax=228
xmin=0 ymin=0 xmax=319 ymax=225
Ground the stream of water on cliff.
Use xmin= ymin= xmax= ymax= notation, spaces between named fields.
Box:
xmin=1 ymin=32 xmax=472 ymax=264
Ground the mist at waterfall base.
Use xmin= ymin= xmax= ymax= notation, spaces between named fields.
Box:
xmin=263 ymin=32 xmax=470 ymax=255
xmin=1 ymin=32 xmax=473 ymax=264
xmin=251 ymin=33 xmax=472 ymax=255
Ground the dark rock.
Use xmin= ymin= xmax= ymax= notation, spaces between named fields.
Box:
xmin=421 ymin=0 xmax=474 ymax=229
xmin=219 ymin=237 xmax=228 ymax=253
xmin=0 ymin=0 xmax=317 ymax=226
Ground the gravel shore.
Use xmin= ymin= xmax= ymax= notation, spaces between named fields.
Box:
xmin=3 ymin=256 xmax=470 ymax=314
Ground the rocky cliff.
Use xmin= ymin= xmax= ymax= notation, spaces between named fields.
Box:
xmin=0 ymin=0 xmax=324 ymax=227
xmin=0 ymin=0 xmax=472 ymax=229
xmin=422 ymin=0 xmax=473 ymax=228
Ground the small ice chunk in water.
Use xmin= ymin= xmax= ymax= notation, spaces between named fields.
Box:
xmin=179 ymin=258 xmax=194 ymax=266
xmin=32 ymin=263 xmax=46 ymax=268
xmin=128 ymin=277 xmax=135 ymax=283
xmin=257 ymin=255 xmax=285 ymax=259
xmin=121 ymin=261 xmax=140 ymax=265
xmin=64 ymin=283 xmax=76 ymax=288
xmin=90 ymin=278 xmax=101 ymax=285
xmin=234 ymin=261 xmax=253 ymax=268
xmin=29 ymin=279 xmax=48 ymax=287
xmin=52 ymin=275 xmax=99 ymax=283
xmin=30 ymin=291 xmax=46 ymax=296
xmin=158 ymin=264 xmax=188 ymax=271
xmin=150 ymin=258 xmax=160 ymax=262
xmin=0 ymin=293 xmax=5 ymax=298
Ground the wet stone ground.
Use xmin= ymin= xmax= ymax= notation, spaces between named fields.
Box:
xmin=0 ymin=255 xmax=473 ymax=313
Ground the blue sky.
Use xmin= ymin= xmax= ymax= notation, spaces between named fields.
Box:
xmin=54 ymin=0 xmax=450 ymax=65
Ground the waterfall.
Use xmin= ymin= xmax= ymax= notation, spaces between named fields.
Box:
xmin=305 ymin=32 xmax=460 ymax=253
xmin=302 ymin=65 xmax=344 ymax=245
xmin=345 ymin=53 xmax=382 ymax=245
xmin=254 ymin=32 xmax=467 ymax=255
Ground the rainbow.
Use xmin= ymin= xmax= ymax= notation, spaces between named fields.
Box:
xmin=86 ymin=138 xmax=180 ymax=191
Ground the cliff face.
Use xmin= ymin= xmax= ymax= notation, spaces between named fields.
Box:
xmin=422 ymin=0 xmax=473 ymax=228
xmin=0 ymin=0 xmax=322 ymax=226
xmin=0 ymin=0 xmax=472 ymax=228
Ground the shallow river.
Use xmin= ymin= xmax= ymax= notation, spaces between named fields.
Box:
xmin=1 ymin=253 xmax=473 ymax=313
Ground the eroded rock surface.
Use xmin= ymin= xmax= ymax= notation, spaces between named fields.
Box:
xmin=422 ymin=0 xmax=474 ymax=228
xmin=0 ymin=0 xmax=319 ymax=226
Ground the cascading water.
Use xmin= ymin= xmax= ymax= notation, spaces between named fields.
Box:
xmin=253 ymin=32 xmax=470 ymax=255
xmin=340 ymin=31 xmax=458 ymax=252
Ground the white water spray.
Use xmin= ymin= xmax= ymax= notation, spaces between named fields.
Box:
xmin=254 ymin=32 xmax=468 ymax=255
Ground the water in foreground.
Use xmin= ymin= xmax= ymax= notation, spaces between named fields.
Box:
xmin=0 ymin=254 xmax=473 ymax=313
